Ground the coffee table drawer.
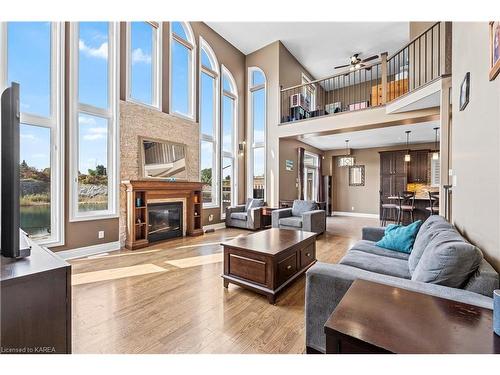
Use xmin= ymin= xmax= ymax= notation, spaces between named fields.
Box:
xmin=300 ymin=243 xmax=315 ymax=268
xmin=277 ymin=253 xmax=298 ymax=285
xmin=228 ymin=254 xmax=267 ymax=285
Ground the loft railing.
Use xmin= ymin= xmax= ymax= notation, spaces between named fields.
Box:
xmin=280 ymin=62 xmax=382 ymax=123
xmin=280 ymin=22 xmax=450 ymax=124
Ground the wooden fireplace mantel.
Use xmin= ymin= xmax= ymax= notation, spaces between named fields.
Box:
xmin=123 ymin=180 xmax=204 ymax=250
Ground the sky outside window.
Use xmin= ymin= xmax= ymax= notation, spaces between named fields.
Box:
xmin=171 ymin=39 xmax=190 ymax=115
xmin=200 ymin=72 xmax=215 ymax=137
xmin=78 ymin=22 xmax=109 ymax=109
xmin=130 ymin=22 xmax=154 ymax=105
xmin=252 ymin=88 xmax=265 ymax=144
xmin=222 ymin=95 xmax=234 ymax=153
xmin=7 ymin=22 xmax=51 ymax=117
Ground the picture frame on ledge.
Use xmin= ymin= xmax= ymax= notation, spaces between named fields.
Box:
xmin=459 ymin=72 xmax=470 ymax=111
xmin=489 ymin=21 xmax=500 ymax=81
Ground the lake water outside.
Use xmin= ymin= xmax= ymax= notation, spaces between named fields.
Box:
xmin=20 ymin=203 xmax=108 ymax=239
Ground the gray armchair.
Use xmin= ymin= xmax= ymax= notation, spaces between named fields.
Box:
xmin=225 ymin=198 xmax=265 ymax=230
xmin=272 ymin=200 xmax=326 ymax=234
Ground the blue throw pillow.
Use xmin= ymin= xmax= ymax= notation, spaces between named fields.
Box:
xmin=376 ymin=220 xmax=423 ymax=254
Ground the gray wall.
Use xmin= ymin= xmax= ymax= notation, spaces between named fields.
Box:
xmin=451 ymin=22 xmax=500 ymax=271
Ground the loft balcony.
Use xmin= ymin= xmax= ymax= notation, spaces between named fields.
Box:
xmin=279 ymin=22 xmax=451 ymax=124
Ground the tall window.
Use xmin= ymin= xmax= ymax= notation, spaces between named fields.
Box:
xmin=221 ymin=66 xmax=238 ymax=218
xmin=70 ymin=22 xmax=119 ymax=221
xmin=170 ymin=22 xmax=195 ymax=119
xmin=3 ymin=22 xmax=64 ymax=245
xmin=199 ymin=38 xmax=219 ymax=208
xmin=127 ymin=22 xmax=161 ymax=108
xmin=248 ymin=67 xmax=266 ymax=200
xmin=303 ymin=152 xmax=319 ymax=201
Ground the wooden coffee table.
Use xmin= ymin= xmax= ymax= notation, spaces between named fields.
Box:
xmin=324 ymin=279 xmax=500 ymax=354
xmin=221 ymin=228 xmax=317 ymax=304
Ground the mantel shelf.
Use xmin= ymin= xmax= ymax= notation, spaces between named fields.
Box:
xmin=124 ymin=180 xmax=204 ymax=250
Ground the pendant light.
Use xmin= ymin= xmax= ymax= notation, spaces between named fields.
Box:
xmin=338 ymin=140 xmax=355 ymax=167
xmin=432 ymin=127 xmax=440 ymax=160
xmin=404 ymin=131 xmax=411 ymax=162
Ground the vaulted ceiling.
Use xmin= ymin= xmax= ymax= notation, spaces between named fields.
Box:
xmin=206 ymin=22 xmax=409 ymax=78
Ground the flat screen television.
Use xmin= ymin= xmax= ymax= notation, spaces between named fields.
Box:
xmin=1 ymin=82 xmax=31 ymax=258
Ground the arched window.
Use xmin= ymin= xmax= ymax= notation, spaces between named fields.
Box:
xmin=170 ymin=22 xmax=195 ymax=118
xmin=199 ymin=38 xmax=219 ymax=208
xmin=248 ymin=67 xmax=266 ymax=200
xmin=221 ymin=65 xmax=238 ymax=218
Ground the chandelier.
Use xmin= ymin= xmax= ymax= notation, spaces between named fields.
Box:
xmin=337 ymin=140 xmax=355 ymax=167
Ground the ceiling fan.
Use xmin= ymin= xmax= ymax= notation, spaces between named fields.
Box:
xmin=334 ymin=53 xmax=380 ymax=71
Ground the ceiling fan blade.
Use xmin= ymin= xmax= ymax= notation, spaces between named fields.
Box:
xmin=334 ymin=64 xmax=350 ymax=69
xmin=361 ymin=55 xmax=379 ymax=63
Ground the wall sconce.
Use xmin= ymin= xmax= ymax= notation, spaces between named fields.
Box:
xmin=238 ymin=141 xmax=245 ymax=157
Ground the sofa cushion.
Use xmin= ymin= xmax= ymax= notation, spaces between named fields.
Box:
xmin=411 ymin=227 xmax=483 ymax=288
xmin=279 ymin=216 xmax=303 ymax=228
xmin=292 ymin=200 xmax=317 ymax=217
xmin=246 ymin=198 xmax=264 ymax=210
xmin=230 ymin=212 xmax=247 ymax=221
xmin=351 ymin=240 xmax=411 ymax=261
xmin=376 ymin=220 xmax=422 ymax=254
xmin=339 ymin=250 xmax=411 ymax=279
xmin=409 ymin=215 xmax=452 ymax=274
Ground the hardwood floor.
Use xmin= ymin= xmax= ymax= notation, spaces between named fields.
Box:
xmin=70 ymin=216 xmax=378 ymax=354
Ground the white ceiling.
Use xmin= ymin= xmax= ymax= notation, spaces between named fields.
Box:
xmin=300 ymin=121 xmax=440 ymax=151
xmin=206 ymin=22 xmax=409 ymax=78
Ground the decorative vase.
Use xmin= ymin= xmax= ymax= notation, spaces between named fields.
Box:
xmin=494 ymin=290 xmax=500 ymax=336
xmin=136 ymin=197 xmax=143 ymax=207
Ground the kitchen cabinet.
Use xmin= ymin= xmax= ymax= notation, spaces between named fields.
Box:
xmin=379 ymin=151 xmax=408 ymax=219
xmin=408 ymin=150 xmax=430 ymax=183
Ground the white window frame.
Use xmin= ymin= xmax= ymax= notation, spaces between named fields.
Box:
xmin=199 ymin=37 xmax=220 ymax=209
xmin=302 ymin=73 xmax=316 ymax=111
xmin=2 ymin=22 xmax=65 ymax=246
xmin=247 ymin=66 xmax=267 ymax=200
xmin=126 ymin=21 xmax=162 ymax=109
xmin=169 ymin=22 xmax=195 ymax=120
xmin=220 ymin=65 xmax=238 ymax=219
xmin=69 ymin=22 xmax=119 ymax=222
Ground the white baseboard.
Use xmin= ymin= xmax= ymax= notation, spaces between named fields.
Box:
xmin=56 ymin=241 xmax=121 ymax=260
xmin=203 ymin=222 xmax=226 ymax=231
xmin=333 ymin=211 xmax=380 ymax=219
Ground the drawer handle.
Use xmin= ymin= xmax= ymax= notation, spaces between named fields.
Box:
xmin=306 ymin=252 xmax=311 ymax=257
xmin=286 ymin=265 xmax=292 ymax=270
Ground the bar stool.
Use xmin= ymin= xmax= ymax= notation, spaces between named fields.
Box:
xmin=426 ymin=191 xmax=440 ymax=216
xmin=380 ymin=190 xmax=397 ymax=226
xmin=397 ymin=191 xmax=416 ymax=225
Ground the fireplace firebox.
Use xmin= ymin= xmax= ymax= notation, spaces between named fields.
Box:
xmin=148 ymin=202 xmax=183 ymax=242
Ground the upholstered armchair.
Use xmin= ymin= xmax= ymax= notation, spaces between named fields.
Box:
xmin=272 ymin=200 xmax=326 ymax=234
xmin=225 ymin=198 xmax=265 ymax=230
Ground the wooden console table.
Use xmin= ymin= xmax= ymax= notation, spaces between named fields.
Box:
xmin=1 ymin=240 xmax=71 ymax=353
xmin=123 ymin=180 xmax=204 ymax=250
xmin=324 ymin=279 xmax=500 ymax=354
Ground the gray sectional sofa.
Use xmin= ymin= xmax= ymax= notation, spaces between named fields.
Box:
xmin=225 ymin=198 xmax=265 ymax=230
xmin=305 ymin=215 xmax=499 ymax=353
